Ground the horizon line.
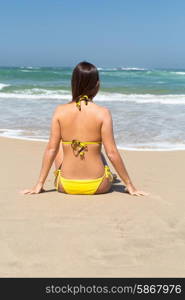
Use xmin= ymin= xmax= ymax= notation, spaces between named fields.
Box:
xmin=0 ymin=65 xmax=185 ymax=70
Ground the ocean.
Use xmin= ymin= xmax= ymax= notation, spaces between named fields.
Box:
xmin=0 ymin=66 xmax=185 ymax=150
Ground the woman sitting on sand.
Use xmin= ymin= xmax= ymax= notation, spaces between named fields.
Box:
xmin=23 ymin=62 xmax=147 ymax=196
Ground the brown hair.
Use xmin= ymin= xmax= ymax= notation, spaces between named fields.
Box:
xmin=71 ymin=61 xmax=99 ymax=101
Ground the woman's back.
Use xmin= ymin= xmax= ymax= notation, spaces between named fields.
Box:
xmin=58 ymin=100 xmax=106 ymax=179
xmin=22 ymin=61 xmax=147 ymax=196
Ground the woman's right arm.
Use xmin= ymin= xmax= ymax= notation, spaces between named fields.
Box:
xmin=101 ymin=108 xmax=148 ymax=196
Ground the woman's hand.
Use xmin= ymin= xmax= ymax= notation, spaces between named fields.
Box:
xmin=125 ymin=183 xmax=149 ymax=196
xmin=21 ymin=182 xmax=45 ymax=195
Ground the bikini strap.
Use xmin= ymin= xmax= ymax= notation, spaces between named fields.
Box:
xmin=62 ymin=141 xmax=101 ymax=145
xmin=104 ymin=165 xmax=114 ymax=182
xmin=76 ymin=95 xmax=92 ymax=111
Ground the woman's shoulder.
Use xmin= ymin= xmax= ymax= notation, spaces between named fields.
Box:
xmin=94 ymin=103 xmax=111 ymax=117
xmin=90 ymin=103 xmax=112 ymax=124
xmin=54 ymin=103 xmax=70 ymax=113
xmin=52 ymin=104 xmax=68 ymax=119
xmin=93 ymin=102 xmax=111 ymax=113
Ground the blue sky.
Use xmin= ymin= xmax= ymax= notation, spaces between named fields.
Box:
xmin=0 ymin=0 xmax=185 ymax=68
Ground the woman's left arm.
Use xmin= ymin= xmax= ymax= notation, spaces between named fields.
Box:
xmin=22 ymin=107 xmax=61 ymax=194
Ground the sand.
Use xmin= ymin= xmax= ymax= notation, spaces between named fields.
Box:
xmin=0 ymin=136 xmax=185 ymax=277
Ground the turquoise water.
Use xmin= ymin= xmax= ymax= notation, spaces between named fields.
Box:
xmin=0 ymin=66 xmax=185 ymax=150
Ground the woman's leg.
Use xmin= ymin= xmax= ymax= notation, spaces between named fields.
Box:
xmin=95 ymin=177 xmax=112 ymax=194
xmin=95 ymin=153 xmax=117 ymax=193
xmin=95 ymin=154 xmax=113 ymax=194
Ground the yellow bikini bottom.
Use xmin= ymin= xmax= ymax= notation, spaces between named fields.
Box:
xmin=54 ymin=165 xmax=113 ymax=195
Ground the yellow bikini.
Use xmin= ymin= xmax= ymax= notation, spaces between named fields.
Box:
xmin=54 ymin=164 xmax=113 ymax=195
xmin=54 ymin=95 xmax=113 ymax=194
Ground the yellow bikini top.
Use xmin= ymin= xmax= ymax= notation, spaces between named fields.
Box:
xmin=62 ymin=140 xmax=102 ymax=159
xmin=76 ymin=95 xmax=92 ymax=111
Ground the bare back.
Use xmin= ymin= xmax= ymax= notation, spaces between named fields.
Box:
xmin=58 ymin=101 xmax=106 ymax=179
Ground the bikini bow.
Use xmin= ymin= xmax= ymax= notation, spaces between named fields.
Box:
xmin=71 ymin=139 xmax=88 ymax=159
xmin=76 ymin=95 xmax=91 ymax=111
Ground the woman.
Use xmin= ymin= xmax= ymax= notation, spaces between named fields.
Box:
xmin=22 ymin=62 xmax=147 ymax=196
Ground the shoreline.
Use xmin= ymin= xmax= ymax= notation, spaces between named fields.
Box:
xmin=0 ymin=136 xmax=185 ymax=277
xmin=1 ymin=135 xmax=185 ymax=152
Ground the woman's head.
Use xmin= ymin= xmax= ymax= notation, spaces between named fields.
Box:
xmin=71 ymin=61 xmax=99 ymax=101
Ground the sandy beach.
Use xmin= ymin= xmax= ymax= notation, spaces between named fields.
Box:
xmin=0 ymin=136 xmax=185 ymax=277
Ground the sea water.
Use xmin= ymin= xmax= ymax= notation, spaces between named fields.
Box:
xmin=0 ymin=66 xmax=185 ymax=150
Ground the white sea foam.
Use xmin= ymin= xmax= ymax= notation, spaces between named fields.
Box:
xmin=0 ymin=129 xmax=47 ymax=142
xmin=0 ymin=83 xmax=10 ymax=90
xmin=20 ymin=66 xmax=41 ymax=69
xmin=120 ymin=67 xmax=146 ymax=71
xmin=95 ymin=93 xmax=185 ymax=105
xmin=117 ymin=141 xmax=185 ymax=151
xmin=20 ymin=70 xmax=32 ymax=72
xmin=170 ymin=72 xmax=185 ymax=75
xmin=118 ymin=145 xmax=185 ymax=151
xmin=1 ymin=128 xmax=184 ymax=151
xmin=98 ymin=67 xmax=146 ymax=71
xmin=0 ymin=89 xmax=71 ymax=100
xmin=0 ymin=128 xmax=26 ymax=138
xmin=1 ymin=89 xmax=185 ymax=104
xmin=98 ymin=67 xmax=118 ymax=71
